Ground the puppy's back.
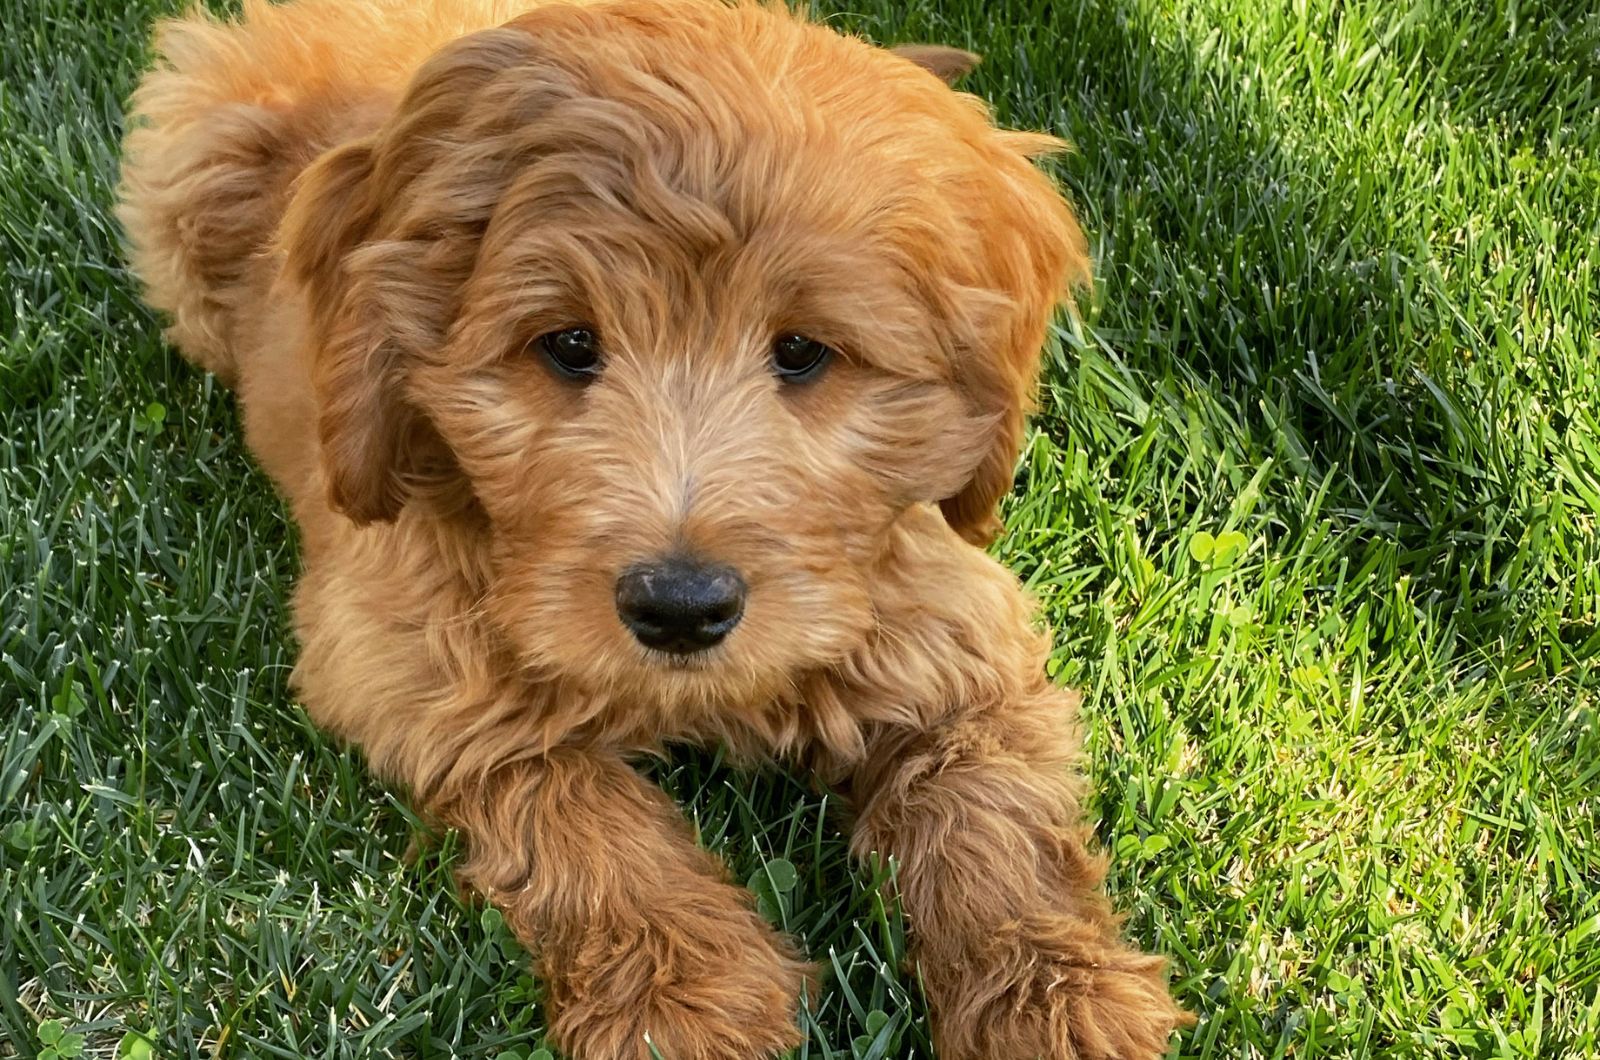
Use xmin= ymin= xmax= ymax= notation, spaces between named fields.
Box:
xmin=117 ymin=0 xmax=529 ymax=382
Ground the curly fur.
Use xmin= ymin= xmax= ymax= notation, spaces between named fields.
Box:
xmin=118 ymin=1 xmax=1186 ymax=1056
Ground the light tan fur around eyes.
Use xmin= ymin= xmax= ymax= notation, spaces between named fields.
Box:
xmin=117 ymin=1 xmax=1185 ymax=1056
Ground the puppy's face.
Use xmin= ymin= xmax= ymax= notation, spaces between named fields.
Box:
xmin=282 ymin=0 xmax=1086 ymax=708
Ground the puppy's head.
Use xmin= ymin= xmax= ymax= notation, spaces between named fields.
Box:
xmin=281 ymin=0 xmax=1087 ymax=706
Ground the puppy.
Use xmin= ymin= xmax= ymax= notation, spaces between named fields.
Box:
xmin=118 ymin=1 xmax=1185 ymax=1056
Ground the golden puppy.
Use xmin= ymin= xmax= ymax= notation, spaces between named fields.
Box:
xmin=118 ymin=1 xmax=1185 ymax=1056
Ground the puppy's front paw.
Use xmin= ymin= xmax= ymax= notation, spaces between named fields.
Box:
xmin=926 ymin=915 xmax=1185 ymax=1060
xmin=542 ymin=897 xmax=809 ymax=1059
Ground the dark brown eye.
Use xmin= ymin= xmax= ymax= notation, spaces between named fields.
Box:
xmin=772 ymin=334 xmax=833 ymax=381
xmin=537 ymin=327 xmax=601 ymax=379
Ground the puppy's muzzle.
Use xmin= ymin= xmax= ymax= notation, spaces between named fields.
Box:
xmin=615 ymin=558 xmax=746 ymax=654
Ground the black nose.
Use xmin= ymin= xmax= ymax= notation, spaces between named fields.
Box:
xmin=615 ymin=558 xmax=746 ymax=654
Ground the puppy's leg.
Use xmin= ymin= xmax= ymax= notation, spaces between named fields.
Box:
xmin=436 ymin=748 xmax=808 ymax=1060
xmin=849 ymin=690 xmax=1185 ymax=1060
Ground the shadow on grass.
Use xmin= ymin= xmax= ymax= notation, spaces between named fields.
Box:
xmin=1397 ymin=0 xmax=1600 ymax=138
xmin=1022 ymin=0 xmax=1595 ymax=669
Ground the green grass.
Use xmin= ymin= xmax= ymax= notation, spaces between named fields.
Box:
xmin=3 ymin=0 xmax=1599 ymax=1055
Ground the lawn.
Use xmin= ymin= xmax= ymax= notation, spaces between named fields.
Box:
xmin=3 ymin=0 xmax=1598 ymax=1056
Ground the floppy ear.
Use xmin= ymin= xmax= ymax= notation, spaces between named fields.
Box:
xmin=891 ymin=44 xmax=981 ymax=85
xmin=277 ymin=27 xmax=537 ymax=525
xmin=939 ymin=137 xmax=1091 ymax=545
xmin=280 ymin=137 xmax=414 ymax=525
